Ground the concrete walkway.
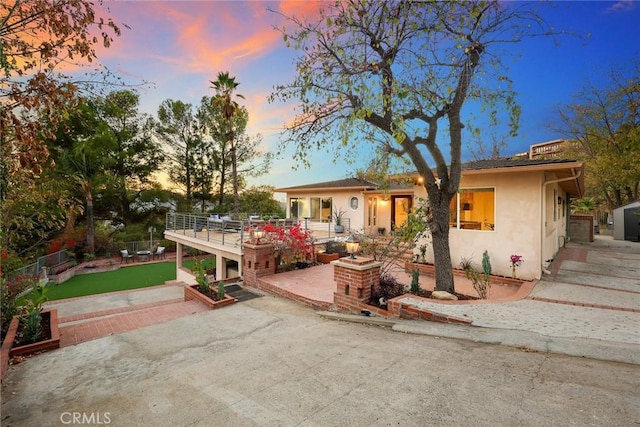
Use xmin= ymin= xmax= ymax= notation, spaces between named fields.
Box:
xmin=45 ymin=283 xmax=208 ymax=348
xmin=385 ymin=235 xmax=640 ymax=364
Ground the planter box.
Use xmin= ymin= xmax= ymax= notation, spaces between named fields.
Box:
xmin=404 ymin=261 xmax=524 ymax=286
xmin=2 ymin=309 xmax=60 ymax=381
xmin=10 ymin=309 xmax=60 ymax=358
xmin=317 ymin=252 xmax=340 ymax=264
xmin=1 ymin=317 xmax=19 ymax=383
xmin=184 ymin=284 xmax=237 ymax=309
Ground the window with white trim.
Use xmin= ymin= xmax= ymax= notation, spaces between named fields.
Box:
xmin=449 ymin=188 xmax=495 ymax=231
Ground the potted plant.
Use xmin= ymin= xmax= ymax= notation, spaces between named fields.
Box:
xmin=333 ymin=207 xmax=347 ymax=233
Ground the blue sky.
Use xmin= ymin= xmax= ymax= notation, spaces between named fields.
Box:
xmin=91 ymin=1 xmax=639 ymax=192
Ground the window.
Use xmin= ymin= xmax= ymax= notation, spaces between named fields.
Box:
xmin=368 ymin=198 xmax=378 ymax=226
xmin=310 ymin=197 xmax=320 ymax=220
xmin=310 ymin=197 xmax=332 ymax=221
xmin=350 ymin=197 xmax=359 ymax=210
xmin=322 ymin=198 xmax=332 ymax=221
xmin=289 ymin=197 xmax=307 ymax=218
xmin=449 ymin=188 xmax=495 ymax=231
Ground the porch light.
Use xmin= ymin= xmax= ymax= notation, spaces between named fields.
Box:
xmin=345 ymin=235 xmax=360 ymax=259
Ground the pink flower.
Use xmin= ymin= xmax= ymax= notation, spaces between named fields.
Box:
xmin=510 ymin=254 xmax=523 ymax=267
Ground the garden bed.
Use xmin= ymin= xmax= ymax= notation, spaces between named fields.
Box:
xmin=184 ymin=284 xmax=237 ymax=309
xmin=2 ymin=309 xmax=60 ymax=382
xmin=404 ymin=261 xmax=525 ymax=286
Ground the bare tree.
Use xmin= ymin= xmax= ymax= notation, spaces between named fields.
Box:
xmin=270 ymin=1 xmax=556 ymax=293
xmin=552 ymin=62 xmax=640 ymax=210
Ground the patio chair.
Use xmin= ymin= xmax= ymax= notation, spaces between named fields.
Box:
xmin=153 ymin=246 xmax=166 ymax=260
xmin=120 ymin=249 xmax=134 ymax=264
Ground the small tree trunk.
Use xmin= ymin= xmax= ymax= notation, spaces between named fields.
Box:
xmin=231 ymin=139 xmax=240 ymax=217
xmin=86 ymin=188 xmax=95 ymax=254
xmin=430 ymin=193 xmax=455 ymax=293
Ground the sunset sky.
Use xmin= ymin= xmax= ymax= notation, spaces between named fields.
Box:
xmin=89 ymin=1 xmax=640 ymax=192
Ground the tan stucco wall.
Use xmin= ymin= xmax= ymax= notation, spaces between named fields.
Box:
xmin=415 ymin=171 xmax=549 ymax=280
xmin=286 ymin=192 xmax=366 ymax=232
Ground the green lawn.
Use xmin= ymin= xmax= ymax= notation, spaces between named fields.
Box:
xmin=20 ymin=257 xmax=216 ymax=302
xmin=44 ymin=262 xmax=180 ymax=301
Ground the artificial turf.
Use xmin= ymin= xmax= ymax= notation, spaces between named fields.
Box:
xmin=44 ymin=262 xmax=179 ymax=301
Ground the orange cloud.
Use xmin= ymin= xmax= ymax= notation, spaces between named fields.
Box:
xmin=277 ymin=1 xmax=325 ymax=19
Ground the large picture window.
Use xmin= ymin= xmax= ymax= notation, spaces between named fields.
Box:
xmin=289 ymin=197 xmax=307 ymax=218
xmin=449 ymin=188 xmax=495 ymax=231
xmin=310 ymin=197 xmax=332 ymax=221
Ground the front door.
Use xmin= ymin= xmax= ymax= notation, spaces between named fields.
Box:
xmin=391 ymin=196 xmax=412 ymax=230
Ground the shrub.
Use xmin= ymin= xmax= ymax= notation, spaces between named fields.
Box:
xmin=372 ymin=272 xmax=405 ymax=302
xmin=217 ymin=282 xmax=226 ymax=301
xmin=20 ymin=310 xmax=43 ymax=344
xmin=419 ymin=245 xmax=427 ymax=263
xmin=1 ymin=274 xmax=36 ymax=337
xmin=16 ymin=281 xmax=49 ymax=344
xmin=193 ymin=259 xmax=210 ymax=294
xmin=463 ymin=251 xmax=492 ymax=299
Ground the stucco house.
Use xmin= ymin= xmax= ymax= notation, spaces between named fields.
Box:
xmin=275 ymin=158 xmax=584 ymax=280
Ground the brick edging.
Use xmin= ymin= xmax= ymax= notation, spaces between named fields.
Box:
xmin=58 ymin=298 xmax=185 ymax=324
xmin=44 ymin=281 xmax=182 ymax=305
xmin=2 ymin=309 xmax=60 ymax=383
xmin=526 ymin=296 xmax=640 ymax=313
xmin=395 ymin=303 xmax=472 ymax=324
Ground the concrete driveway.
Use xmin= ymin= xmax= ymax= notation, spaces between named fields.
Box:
xmin=2 ymin=294 xmax=639 ymax=426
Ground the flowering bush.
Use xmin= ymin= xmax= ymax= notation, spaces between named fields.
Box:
xmin=509 ymin=254 xmax=524 ymax=278
xmin=261 ymin=223 xmax=315 ymax=266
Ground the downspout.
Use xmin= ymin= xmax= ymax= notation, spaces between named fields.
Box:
xmin=541 ymin=169 xmax=582 ymax=275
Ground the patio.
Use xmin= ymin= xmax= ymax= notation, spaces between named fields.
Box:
xmin=255 ymin=260 xmax=529 ymax=310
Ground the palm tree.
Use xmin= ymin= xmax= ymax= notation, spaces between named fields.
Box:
xmin=572 ymin=196 xmax=597 ymax=214
xmin=210 ymin=72 xmax=244 ymax=217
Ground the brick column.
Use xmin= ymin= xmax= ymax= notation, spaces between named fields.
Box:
xmin=332 ymin=257 xmax=382 ymax=313
xmin=243 ymin=243 xmax=276 ymax=286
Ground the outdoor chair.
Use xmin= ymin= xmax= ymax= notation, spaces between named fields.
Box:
xmin=154 ymin=246 xmax=166 ymax=260
xmin=120 ymin=249 xmax=134 ymax=264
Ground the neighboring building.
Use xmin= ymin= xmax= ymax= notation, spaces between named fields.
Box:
xmin=275 ymin=158 xmax=585 ymax=280
xmin=529 ymin=139 xmax=570 ymax=159
xmin=613 ymin=201 xmax=640 ymax=241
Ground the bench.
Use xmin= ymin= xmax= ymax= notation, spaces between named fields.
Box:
xmin=223 ymin=220 xmax=243 ymax=232
xmin=207 ymin=215 xmax=243 ymax=232
xmin=49 ymin=260 xmax=76 ymax=275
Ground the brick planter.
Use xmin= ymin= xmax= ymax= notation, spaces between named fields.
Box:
xmin=317 ymin=252 xmax=339 ymax=264
xmin=404 ymin=261 xmax=524 ymax=286
xmin=2 ymin=309 xmax=60 ymax=382
xmin=184 ymin=284 xmax=237 ymax=309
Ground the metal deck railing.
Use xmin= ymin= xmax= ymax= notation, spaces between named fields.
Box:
xmin=164 ymin=213 xmax=353 ymax=248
